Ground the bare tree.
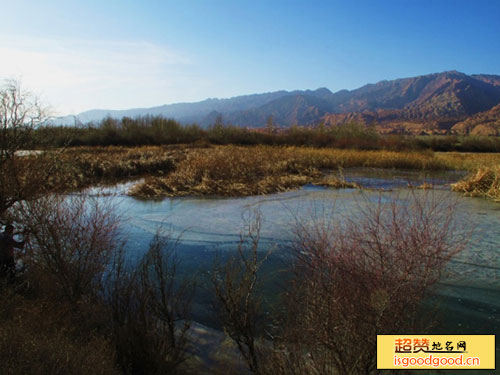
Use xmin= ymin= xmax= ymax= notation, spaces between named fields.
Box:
xmin=0 ymin=80 xmax=45 ymax=158
xmin=0 ymin=79 xmax=51 ymax=219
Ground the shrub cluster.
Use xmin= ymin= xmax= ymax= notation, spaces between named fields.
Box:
xmin=2 ymin=195 xmax=194 ymax=374
xmin=35 ymin=115 xmax=500 ymax=152
xmin=211 ymin=194 xmax=465 ymax=374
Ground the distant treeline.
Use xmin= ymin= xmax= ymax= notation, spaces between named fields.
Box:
xmin=34 ymin=116 xmax=500 ymax=152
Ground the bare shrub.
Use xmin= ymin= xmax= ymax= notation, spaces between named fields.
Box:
xmin=107 ymin=232 xmax=194 ymax=374
xmin=0 ymin=193 xmax=120 ymax=374
xmin=7 ymin=193 xmax=196 ymax=374
xmin=211 ymin=212 xmax=272 ymax=374
xmin=275 ymin=191 xmax=464 ymax=375
xmin=15 ymin=194 xmax=121 ymax=303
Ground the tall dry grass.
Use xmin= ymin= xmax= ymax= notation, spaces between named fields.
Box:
xmin=129 ymin=146 xmax=449 ymax=197
xmin=47 ymin=146 xmax=181 ymax=191
xmin=34 ymin=116 xmax=500 ymax=152
xmin=26 ymin=145 xmax=500 ymax=200
xmin=0 ymin=288 xmax=118 ymax=375
xmin=436 ymin=152 xmax=500 ymax=170
xmin=437 ymin=152 xmax=500 ymax=201
xmin=452 ymin=166 xmax=500 ymax=201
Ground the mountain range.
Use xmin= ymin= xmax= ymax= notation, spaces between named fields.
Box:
xmin=54 ymin=71 xmax=500 ymax=135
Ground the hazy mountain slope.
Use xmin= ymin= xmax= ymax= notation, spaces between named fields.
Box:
xmin=219 ymin=94 xmax=333 ymax=127
xmin=71 ymin=90 xmax=294 ymax=124
xmin=53 ymin=88 xmax=333 ymax=125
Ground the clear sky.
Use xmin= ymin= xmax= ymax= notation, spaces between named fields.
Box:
xmin=1 ymin=0 xmax=499 ymax=115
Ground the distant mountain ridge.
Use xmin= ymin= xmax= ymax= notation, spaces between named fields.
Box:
xmin=53 ymin=71 xmax=500 ymax=134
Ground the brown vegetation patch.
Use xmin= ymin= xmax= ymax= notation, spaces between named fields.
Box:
xmin=313 ymin=175 xmax=360 ymax=189
xmin=49 ymin=146 xmax=181 ymax=191
xmin=0 ymin=292 xmax=118 ymax=375
xmin=416 ymin=182 xmax=434 ymax=190
xmin=128 ymin=146 xmax=449 ymax=198
xmin=129 ymin=147 xmax=319 ymax=197
xmin=14 ymin=145 xmax=500 ymax=200
xmin=452 ymin=166 xmax=500 ymax=201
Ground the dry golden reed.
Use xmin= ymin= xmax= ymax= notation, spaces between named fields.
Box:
xmin=435 ymin=152 xmax=500 ymax=170
xmin=129 ymin=145 xmax=448 ymax=198
xmin=452 ymin=166 xmax=500 ymax=201
xmin=51 ymin=146 xmax=180 ymax=191
xmin=43 ymin=145 xmax=500 ymax=200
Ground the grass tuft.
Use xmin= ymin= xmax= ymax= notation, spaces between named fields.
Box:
xmin=313 ymin=175 xmax=360 ymax=189
xmin=451 ymin=166 xmax=500 ymax=201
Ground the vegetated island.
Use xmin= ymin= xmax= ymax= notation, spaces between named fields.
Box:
xmin=36 ymin=140 xmax=500 ymax=201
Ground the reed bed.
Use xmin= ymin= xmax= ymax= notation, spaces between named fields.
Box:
xmin=451 ymin=166 xmax=500 ymax=201
xmin=439 ymin=152 xmax=500 ymax=201
xmin=128 ymin=146 xmax=449 ymax=198
xmin=49 ymin=146 xmax=181 ymax=191
xmin=129 ymin=146 xmax=318 ymax=197
xmin=39 ymin=145 xmax=500 ymax=200
xmin=435 ymin=152 xmax=500 ymax=171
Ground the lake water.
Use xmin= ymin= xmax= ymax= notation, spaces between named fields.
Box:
xmin=89 ymin=168 xmax=500 ymax=371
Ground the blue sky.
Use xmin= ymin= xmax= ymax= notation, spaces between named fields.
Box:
xmin=1 ymin=0 xmax=499 ymax=114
